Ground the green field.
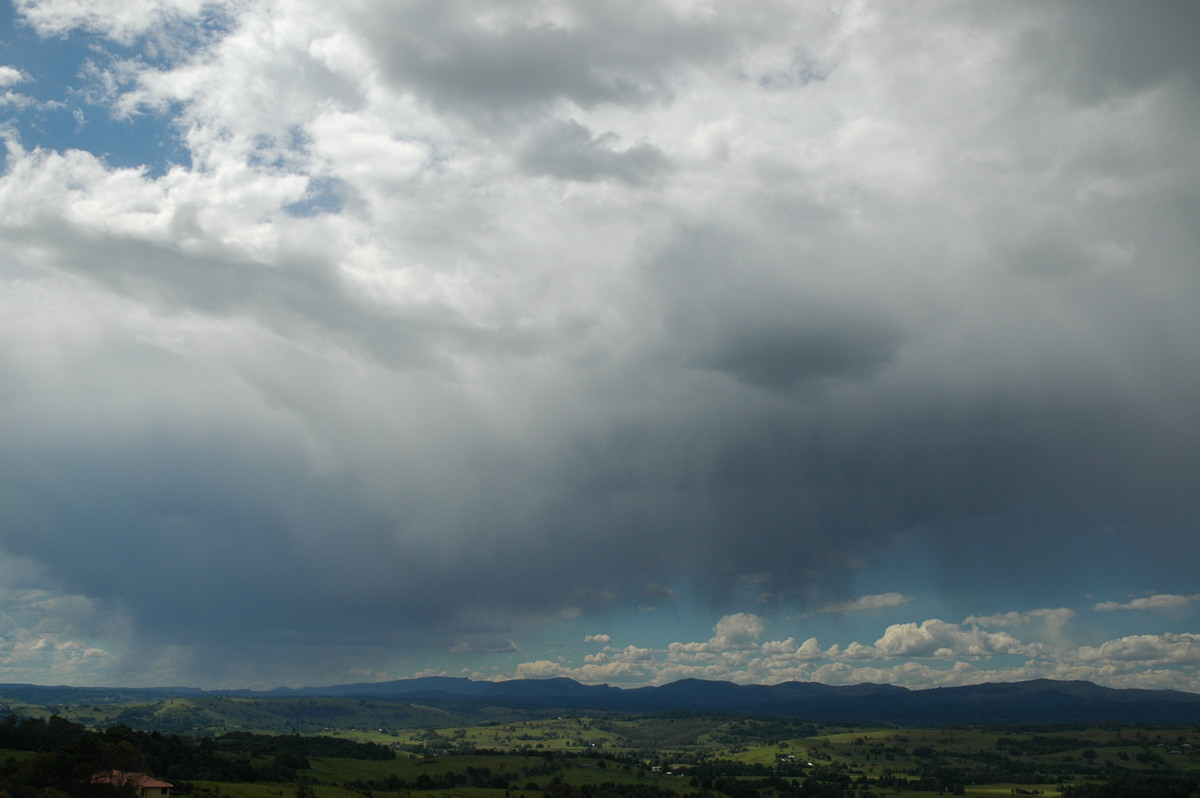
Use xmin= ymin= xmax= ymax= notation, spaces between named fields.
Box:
xmin=140 ymin=722 xmax=1200 ymax=798
xmin=155 ymin=722 xmax=1200 ymax=798
xmin=2 ymin=695 xmax=1200 ymax=798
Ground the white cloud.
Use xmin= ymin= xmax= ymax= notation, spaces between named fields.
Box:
xmin=15 ymin=0 xmax=222 ymax=44
xmin=307 ymin=111 xmax=432 ymax=186
xmin=584 ymin=634 xmax=612 ymax=644
xmin=963 ymin=608 xmax=1077 ymax=650
xmin=0 ymin=629 xmax=113 ymax=682
xmin=1073 ymin=633 xmax=1200 ymax=667
xmin=965 ymin=608 xmax=1076 ymax=627
xmin=0 ymin=66 xmax=32 ymax=108
xmin=873 ymin=619 xmax=1039 ymax=659
xmin=710 ymin=613 xmax=765 ymax=648
xmin=0 ymin=560 xmax=124 ymax=684
xmin=820 ymin=592 xmax=912 ymax=614
xmin=758 ymin=637 xmax=797 ymax=656
xmin=0 ymin=66 xmax=25 ymax=88
xmin=1094 ymin=594 xmax=1200 ymax=612
xmin=504 ymin=610 xmax=1200 ymax=692
xmin=667 ymin=613 xmax=768 ymax=658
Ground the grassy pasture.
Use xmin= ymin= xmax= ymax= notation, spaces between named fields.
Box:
xmin=380 ymin=717 xmax=629 ymax=753
xmin=184 ymin=751 xmax=700 ymax=798
xmin=5 ymin=695 xmax=1200 ymax=798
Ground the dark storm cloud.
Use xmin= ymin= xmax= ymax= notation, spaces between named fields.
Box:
xmin=643 ymin=224 xmax=903 ymax=390
xmin=1014 ymin=0 xmax=1200 ymax=103
xmin=0 ymin=340 xmax=411 ymax=640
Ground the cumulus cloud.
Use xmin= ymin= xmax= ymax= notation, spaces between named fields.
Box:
xmin=0 ymin=561 xmax=122 ymax=683
xmin=966 ymin=608 xmax=1075 ymax=627
xmin=710 ymin=613 xmax=766 ymax=649
xmin=0 ymin=66 xmax=32 ymax=109
xmin=14 ymin=0 xmax=218 ymax=42
xmin=0 ymin=66 xmax=25 ymax=88
xmin=1094 ymin=594 xmax=1200 ymax=612
xmin=820 ymin=593 xmax=912 ymax=615
xmin=873 ymin=620 xmax=1039 ymax=660
xmin=584 ymin=634 xmax=612 ymax=644
xmin=0 ymin=629 xmax=113 ymax=682
xmin=1072 ymin=634 xmax=1200 ymax=667
xmin=503 ymin=613 xmax=1200 ymax=692
xmin=668 ymin=614 xmax=768 ymax=659
xmin=964 ymin=609 xmax=1077 ymax=649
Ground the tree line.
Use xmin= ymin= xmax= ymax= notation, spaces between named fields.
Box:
xmin=0 ymin=714 xmax=393 ymax=796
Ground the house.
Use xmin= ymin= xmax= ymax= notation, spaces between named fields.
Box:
xmin=92 ymin=770 xmax=173 ymax=798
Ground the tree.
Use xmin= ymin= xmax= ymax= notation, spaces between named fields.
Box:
xmin=295 ymin=775 xmax=315 ymax=798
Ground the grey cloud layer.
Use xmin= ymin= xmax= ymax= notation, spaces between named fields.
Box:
xmin=1 ymin=0 xmax=1198 ymax=684
xmin=352 ymin=1 xmax=772 ymax=118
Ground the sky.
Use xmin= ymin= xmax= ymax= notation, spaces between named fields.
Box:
xmin=0 ymin=0 xmax=1199 ymax=693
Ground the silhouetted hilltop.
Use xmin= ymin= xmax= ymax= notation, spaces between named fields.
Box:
xmin=3 ymin=677 xmax=1198 ymax=726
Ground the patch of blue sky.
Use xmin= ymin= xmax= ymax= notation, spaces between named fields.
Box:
xmin=284 ymin=177 xmax=345 ymax=218
xmin=5 ymin=99 xmax=189 ymax=175
xmin=560 ymin=590 xmax=723 ymax=649
xmin=0 ymin=2 xmax=230 ymax=175
xmin=248 ymin=126 xmax=316 ymax=174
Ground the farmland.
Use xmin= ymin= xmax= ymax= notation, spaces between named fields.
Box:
xmin=3 ymin=700 xmax=1200 ymax=798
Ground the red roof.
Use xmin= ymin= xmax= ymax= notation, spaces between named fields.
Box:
xmin=92 ymin=771 xmax=173 ymax=789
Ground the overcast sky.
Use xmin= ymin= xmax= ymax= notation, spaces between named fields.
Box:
xmin=1 ymin=0 xmax=1199 ymax=692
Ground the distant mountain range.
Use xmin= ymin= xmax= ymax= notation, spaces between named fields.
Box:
xmin=3 ymin=677 xmax=1199 ymax=726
